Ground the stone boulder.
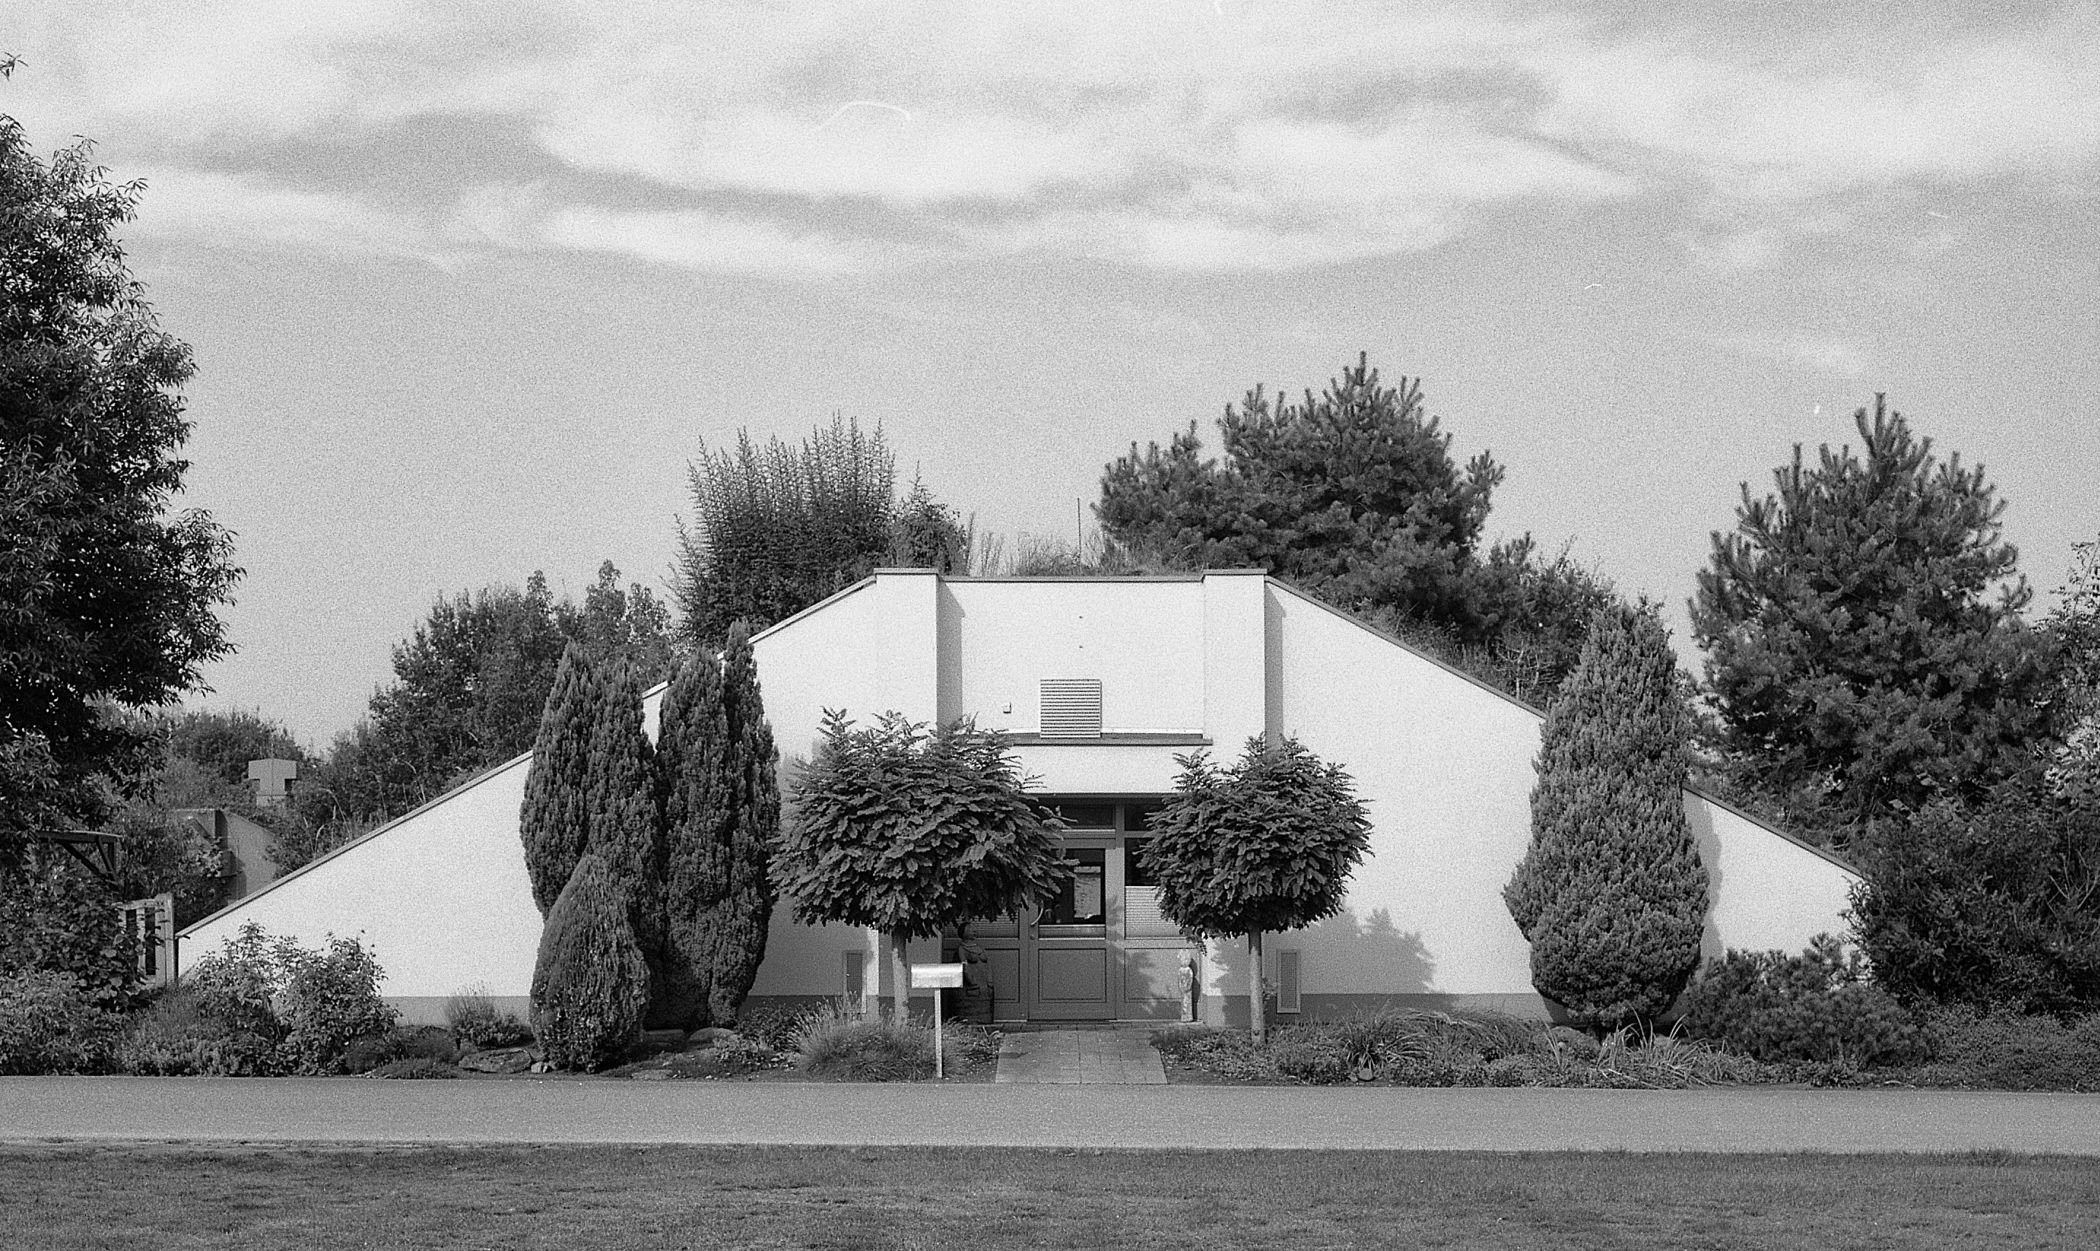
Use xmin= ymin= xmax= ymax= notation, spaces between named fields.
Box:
xmin=457 ymin=1046 xmax=535 ymax=1075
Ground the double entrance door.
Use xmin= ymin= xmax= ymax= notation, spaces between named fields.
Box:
xmin=971 ymin=804 xmax=1191 ymax=1022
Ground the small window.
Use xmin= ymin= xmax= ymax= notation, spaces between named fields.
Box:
xmin=1056 ymin=803 xmax=1116 ymax=829
xmin=1124 ymin=836 xmax=1157 ymax=888
xmin=1126 ymin=802 xmax=1163 ymax=831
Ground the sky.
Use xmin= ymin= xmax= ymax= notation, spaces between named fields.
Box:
xmin=7 ymin=1 xmax=2098 ymax=750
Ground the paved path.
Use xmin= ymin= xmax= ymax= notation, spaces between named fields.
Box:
xmin=994 ymin=1029 xmax=1166 ymax=1084
xmin=5 ymin=1078 xmax=2100 ymax=1153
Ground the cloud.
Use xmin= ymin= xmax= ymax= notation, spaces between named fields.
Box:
xmin=1721 ymin=334 xmax=1872 ymax=379
xmin=120 ymin=166 xmax=438 ymax=260
xmin=12 ymin=2 xmax=2099 ymax=274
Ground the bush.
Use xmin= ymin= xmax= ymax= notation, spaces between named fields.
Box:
xmin=369 ymin=1056 xmax=460 ymax=1079
xmin=0 ymin=970 xmax=118 ymax=1074
xmin=342 ymin=1025 xmax=460 ymax=1075
xmin=796 ymin=1001 xmax=937 ymax=1080
xmin=445 ymin=983 xmax=533 ymax=1049
xmin=735 ymin=1004 xmax=808 ymax=1052
xmin=114 ymin=985 xmax=279 ymax=1076
xmin=531 ymin=854 xmax=650 ymax=1071
xmin=172 ymin=923 xmax=399 ymax=1074
xmin=1911 ymin=1007 xmax=2100 ymax=1091
xmin=1679 ymin=936 xmax=1923 ymax=1067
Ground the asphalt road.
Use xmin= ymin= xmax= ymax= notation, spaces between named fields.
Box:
xmin=4 ymin=1078 xmax=2099 ymax=1153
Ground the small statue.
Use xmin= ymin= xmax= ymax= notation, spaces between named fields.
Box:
xmin=1177 ymin=949 xmax=1199 ymax=1023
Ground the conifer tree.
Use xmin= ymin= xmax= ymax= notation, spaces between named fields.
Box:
xmin=582 ymin=656 xmax=665 ymax=1018
xmin=530 ymin=854 xmax=650 ymax=1070
xmin=657 ymin=645 xmax=729 ymax=1027
xmin=518 ymin=644 xmax=596 ymax=914
xmin=1692 ymin=398 xmax=2047 ymax=835
xmin=1504 ymin=603 xmax=1708 ymax=1033
xmin=709 ymin=622 xmax=780 ymax=1023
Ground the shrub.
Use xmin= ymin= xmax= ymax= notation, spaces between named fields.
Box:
xmin=1912 ymin=1007 xmax=2100 ymax=1091
xmin=1679 ymin=936 xmax=1923 ymax=1067
xmin=445 ymin=983 xmax=533 ymax=1049
xmin=343 ymin=1025 xmax=460 ymax=1075
xmin=175 ymin=923 xmax=399 ymax=1074
xmin=796 ymin=1001 xmax=936 ymax=1080
xmin=532 ymin=854 xmax=650 ymax=1071
xmin=369 ymin=1056 xmax=461 ymax=1079
xmin=0 ymin=970 xmax=118 ymax=1074
xmin=735 ymin=1004 xmax=808 ymax=1052
xmin=114 ymin=985 xmax=278 ymax=1076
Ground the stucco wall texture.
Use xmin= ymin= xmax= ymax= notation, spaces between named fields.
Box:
xmin=179 ymin=570 xmax=1857 ymax=1025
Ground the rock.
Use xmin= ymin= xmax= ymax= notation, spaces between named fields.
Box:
xmin=458 ymin=1046 xmax=535 ymax=1075
xmin=689 ymin=1027 xmax=742 ymax=1048
xmin=630 ymin=1068 xmax=675 ymax=1081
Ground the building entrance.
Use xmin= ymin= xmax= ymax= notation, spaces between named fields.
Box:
xmin=972 ymin=802 xmax=1192 ymax=1023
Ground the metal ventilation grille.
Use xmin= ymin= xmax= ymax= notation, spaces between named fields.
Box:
xmin=1039 ymin=678 xmax=1103 ymax=737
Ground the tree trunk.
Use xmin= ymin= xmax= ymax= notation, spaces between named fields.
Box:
xmin=1247 ymin=930 xmax=1266 ymax=1043
xmin=889 ymin=930 xmax=910 ymax=1023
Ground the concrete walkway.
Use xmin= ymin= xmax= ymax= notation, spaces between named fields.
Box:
xmin=5 ymin=1078 xmax=2100 ymax=1153
xmin=994 ymin=1029 xmax=1167 ymax=1084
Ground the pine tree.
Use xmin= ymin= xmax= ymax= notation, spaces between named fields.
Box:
xmin=1504 ymin=604 xmax=1708 ymax=1033
xmin=518 ymin=644 xmax=596 ymax=915
xmin=1692 ymin=397 xmax=2048 ymax=835
xmin=709 ymin=622 xmax=780 ymax=1023
xmin=530 ymin=854 xmax=650 ymax=1070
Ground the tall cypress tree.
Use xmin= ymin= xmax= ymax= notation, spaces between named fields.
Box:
xmin=518 ymin=644 xmax=596 ymax=914
xmin=709 ymin=621 xmax=780 ymax=1024
xmin=582 ymin=656 xmax=666 ymax=1019
xmin=657 ymin=622 xmax=780 ymax=1028
xmin=657 ymin=646 xmax=729 ymax=1027
xmin=1504 ymin=603 xmax=1708 ymax=1033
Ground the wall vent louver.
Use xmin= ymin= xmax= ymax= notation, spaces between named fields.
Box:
xmin=1039 ymin=678 xmax=1104 ymax=738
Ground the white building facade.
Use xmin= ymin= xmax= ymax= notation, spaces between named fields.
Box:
xmin=180 ymin=570 xmax=1858 ymax=1026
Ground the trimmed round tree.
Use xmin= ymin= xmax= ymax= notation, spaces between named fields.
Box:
xmin=773 ymin=711 xmax=1070 ymax=1021
xmin=531 ymin=854 xmax=650 ymax=1070
xmin=1504 ymin=603 xmax=1708 ymax=1033
xmin=519 ymin=643 xmax=597 ymax=914
xmin=1142 ymin=736 xmax=1372 ymax=1042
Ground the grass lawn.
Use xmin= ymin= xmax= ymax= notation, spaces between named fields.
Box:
xmin=5 ymin=1144 xmax=2099 ymax=1249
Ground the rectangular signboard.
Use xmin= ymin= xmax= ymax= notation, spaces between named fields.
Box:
xmin=909 ymin=962 xmax=965 ymax=989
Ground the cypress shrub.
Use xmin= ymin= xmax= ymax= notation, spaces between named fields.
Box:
xmin=583 ymin=657 xmax=666 ymax=1019
xmin=708 ymin=622 xmax=779 ymax=1024
xmin=657 ymin=646 xmax=730 ymax=1028
xmin=530 ymin=855 xmax=649 ymax=1071
xmin=519 ymin=644 xmax=597 ymax=914
xmin=1504 ymin=603 xmax=1708 ymax=1032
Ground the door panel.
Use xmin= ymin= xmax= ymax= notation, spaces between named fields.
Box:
xmin=1036 ymin=947 xmax=1109 ymax=1003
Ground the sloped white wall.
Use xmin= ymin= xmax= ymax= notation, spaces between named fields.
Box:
xmin=1690 ymin=793 xmax=1860 ymax=960
xmin=179 ymin=757 xmax=543 ymax=1020
xmin=1262 ymin=584 xmax=1545 ymax=999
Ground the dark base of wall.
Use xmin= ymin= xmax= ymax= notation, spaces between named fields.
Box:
xmin=1200 ymin=991 xmax=1559 ymax=1029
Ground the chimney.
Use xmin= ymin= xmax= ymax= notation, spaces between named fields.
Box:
xmin=247 ymin=757 xmax=298 ymax=808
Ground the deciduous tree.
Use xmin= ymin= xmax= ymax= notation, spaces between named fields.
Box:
xmin=1504 ymin=604 xmax=1708 ymax=1033
xmin=1141 ymin=737 xmax=1372 ymax=1042
xmin=1 ymin=93 xmax=239 ymax=862
xmin=773 ymin=712 xmax=1069 ymax=1021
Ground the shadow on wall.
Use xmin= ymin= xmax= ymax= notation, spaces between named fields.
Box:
xmin=1683 ymin=800 xmax=1727 ymax=964
xmin=1209 ymin=906 xmax=1436 ymax=997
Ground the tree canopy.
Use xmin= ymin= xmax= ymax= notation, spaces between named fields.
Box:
xmin=1097 ymin=352 xmax=1618 ymax=703
xmin=1691 ymin=397 xmax=2048 ymax=837
xmin=1504 ymin=603 xmax=1707 ymax=1032
xmin=773 ymin=711 xmax=1069 ymax=1018
xmin=1141 ymin=736 xmax=1372 ymax=1040
xmin=1 ymin=104 xmax=239 ymax=860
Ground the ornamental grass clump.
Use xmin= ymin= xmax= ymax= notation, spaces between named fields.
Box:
xmin=795 ymin=1001 xmax=934 ymax=1081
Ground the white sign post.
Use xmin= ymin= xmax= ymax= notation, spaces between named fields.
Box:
xmin=909 ymin=962 xmax=965 ymax=1079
